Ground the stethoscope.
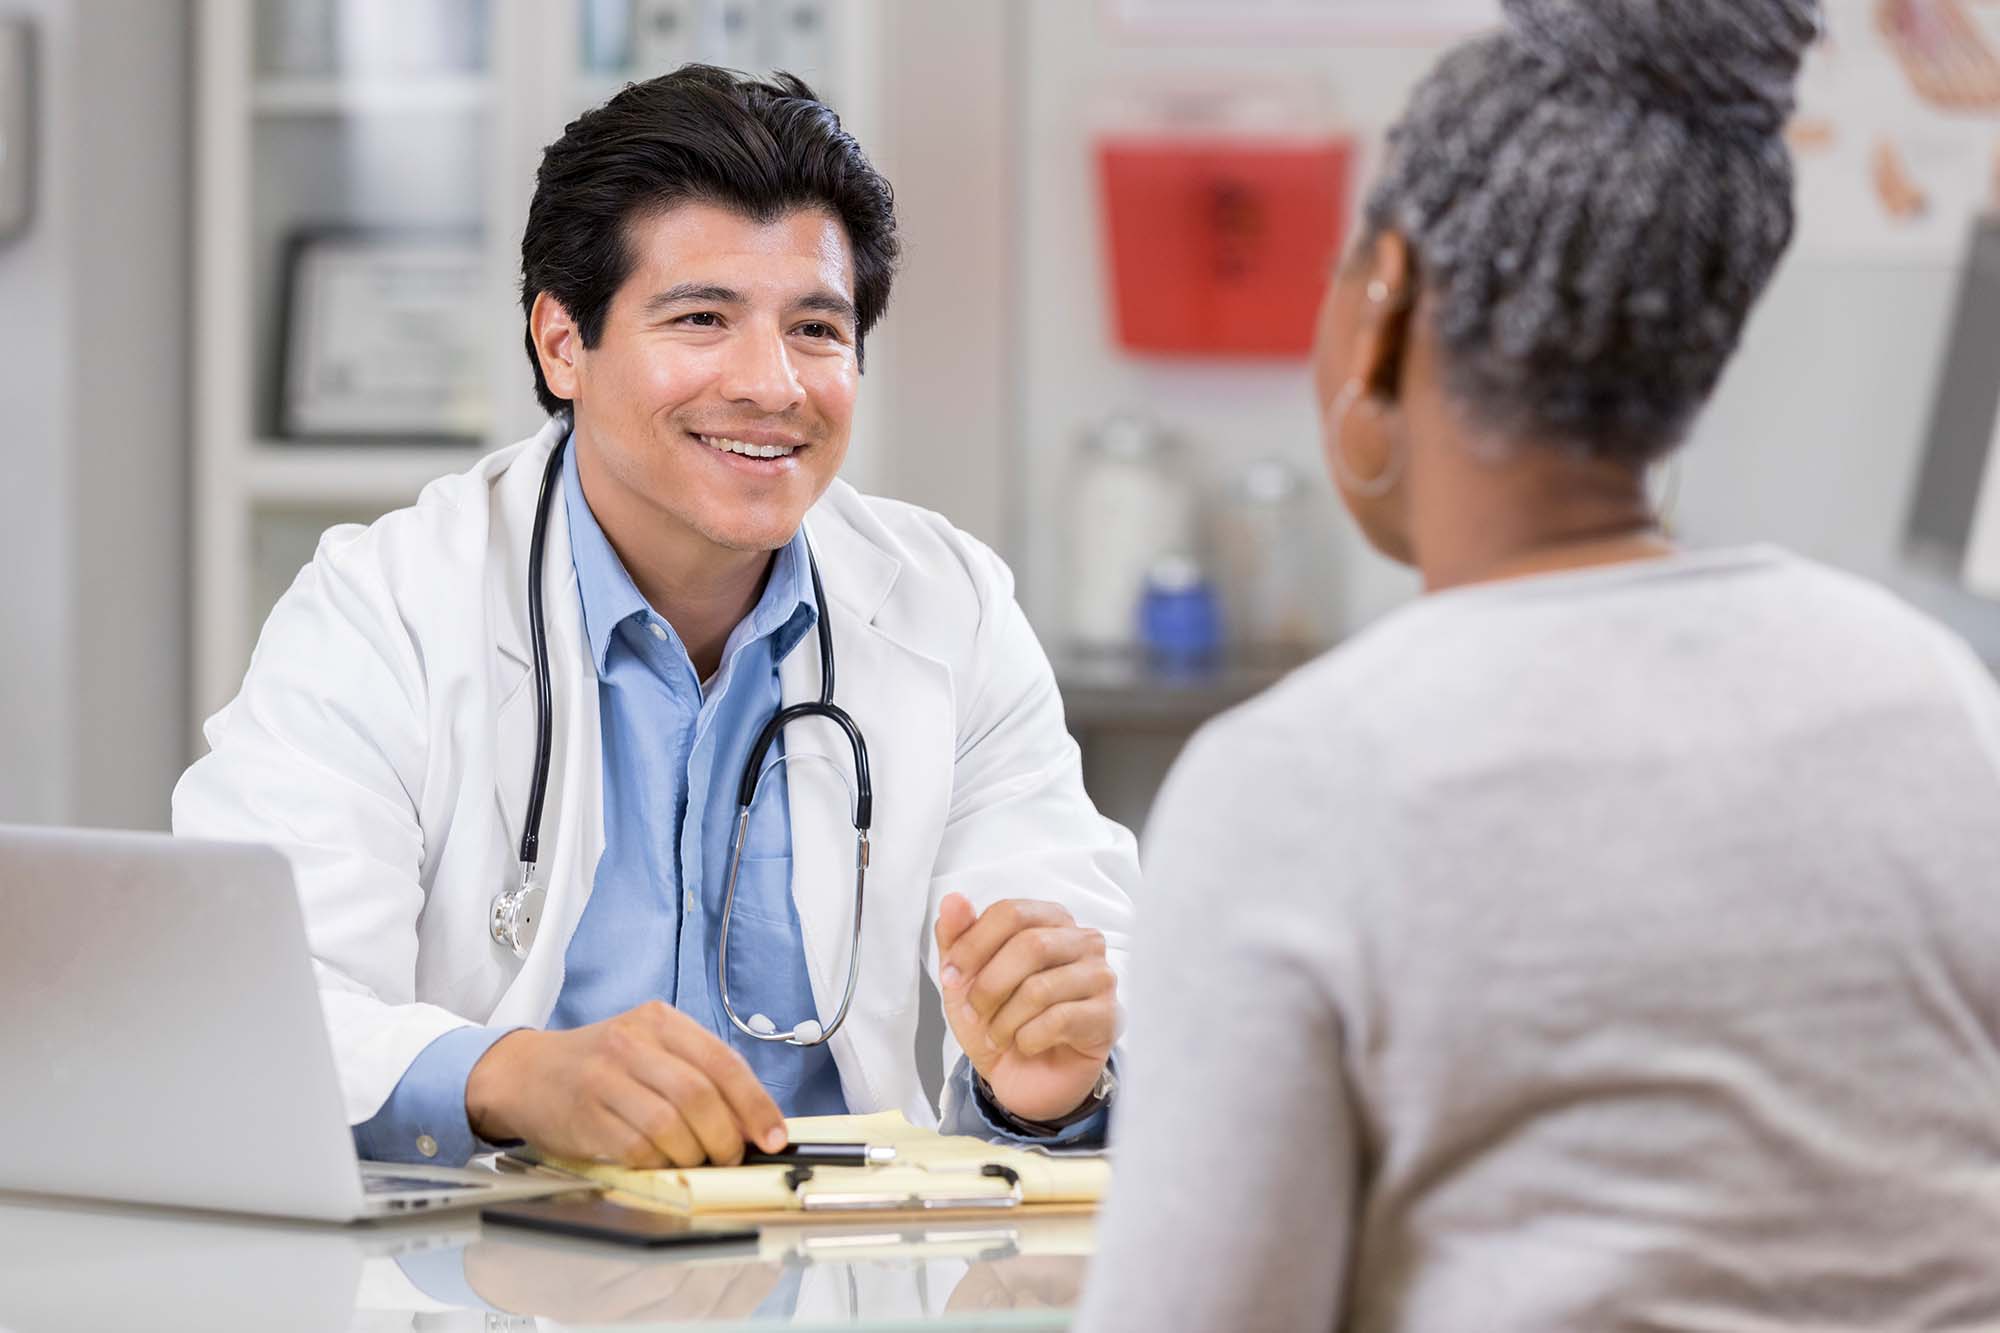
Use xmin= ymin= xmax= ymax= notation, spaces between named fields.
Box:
xmin=488 ymin=435 xmax=873 ymax=1048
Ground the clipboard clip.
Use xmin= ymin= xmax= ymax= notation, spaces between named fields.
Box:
xmin=784 ymin=1163 xmax=1025 ymax=1213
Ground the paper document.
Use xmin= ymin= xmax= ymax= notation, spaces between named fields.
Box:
xmin=544 ymin=1111 xmax=1111 ymax=1217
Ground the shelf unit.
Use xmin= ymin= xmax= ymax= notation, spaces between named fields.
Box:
xmin=1054 ymin=647 xmax=1318 ymax=731
xmin=193 ymin=0 xmax=876 ymax=735
xmin=244 ymin=442 xmax=491 ymax=504
xmin=249 ymin=74 xmax=493 ymax=115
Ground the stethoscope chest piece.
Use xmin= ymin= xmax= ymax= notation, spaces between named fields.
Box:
xmin=491 ymin=875 xmax=545 ymax=959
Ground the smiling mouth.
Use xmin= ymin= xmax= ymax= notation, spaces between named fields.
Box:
xmin=692 ymin=432 xmax=804 ymax=460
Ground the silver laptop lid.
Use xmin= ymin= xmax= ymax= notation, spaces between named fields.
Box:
xmin=0 ymin=825 xmax=367 ymax=1220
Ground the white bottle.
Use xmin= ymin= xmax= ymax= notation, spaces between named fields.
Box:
xmin=1068 ymin=415 xmax=1197 ymax=650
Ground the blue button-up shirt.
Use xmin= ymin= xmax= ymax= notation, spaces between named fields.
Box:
xmin=354 ymin=440 xmax=1106 ymax=1165
xmin=546 ymin=438 xmax=843 ymax=1113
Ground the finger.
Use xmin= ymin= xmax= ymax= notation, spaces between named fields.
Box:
xmin=1015 ymin=997 xmax=1118 ymax=1060
xmin=935 ymin=892 xmax=976 ymax=958
xmin=576 ymin=1101 xmax=662 ymax=1168
xmin=943 ymin=899 xmax=1075 ymax=989
xmin=985 ymin=956 xmax=1116 ymax=1052
xmin=646 ymin=1004 xmax=788 ymax=1153
xmin=966 ymin=926 xmax=1100 ymax=1024
xmin=633 ymin=1049 xmax=748 ymax=1167
xmin=599 ymin=1072 xmax=708 ymax=1167
xmin=601 ymin=1009 xmax=731 ymax=1162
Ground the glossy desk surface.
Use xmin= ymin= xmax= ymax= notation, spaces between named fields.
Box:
xmin=0 ymin=1191 xmax=1089 ymax=1331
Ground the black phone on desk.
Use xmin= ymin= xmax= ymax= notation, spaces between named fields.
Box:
xmin=481 ymin=1195 xmax=760 ymax=1249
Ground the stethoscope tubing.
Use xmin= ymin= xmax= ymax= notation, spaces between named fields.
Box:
xmin=503 ymin=433 xmax=872 ymax=1048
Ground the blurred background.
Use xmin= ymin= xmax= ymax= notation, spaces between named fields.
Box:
xmin=7 ymin=0 xmax=2000 ymax=838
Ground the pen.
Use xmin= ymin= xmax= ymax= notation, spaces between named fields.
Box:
xmin=743 ymin=1141 xmax=897 ymax=1167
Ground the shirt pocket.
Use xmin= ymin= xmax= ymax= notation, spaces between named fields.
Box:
xmin=717 ymin=854 xmax=822 ymax=1090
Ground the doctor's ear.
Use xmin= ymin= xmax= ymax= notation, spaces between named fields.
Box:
xmin=530 ymin=291 xmax=583 ymax=405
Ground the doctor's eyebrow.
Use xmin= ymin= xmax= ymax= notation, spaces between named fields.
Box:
xmin=641 ymin=283 xmax=857 ymax=325
xmin=642 ymin=283 xmax=744 ymax=315
xmin=791 ymin=291 xmax=858 ymax=324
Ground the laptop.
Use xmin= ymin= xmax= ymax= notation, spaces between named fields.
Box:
xmin=0 ymin=824 xmax=580 ymax=1221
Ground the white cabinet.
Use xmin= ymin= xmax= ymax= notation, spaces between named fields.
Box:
xmin=192 ymin=0 xmax=874 ymax=725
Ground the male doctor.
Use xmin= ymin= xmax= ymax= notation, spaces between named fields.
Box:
xmin=174 ymin=66 xmax=1136 ymax=1167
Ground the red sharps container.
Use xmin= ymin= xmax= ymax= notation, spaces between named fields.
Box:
xmin=1096 ymin=127 xmax=1354 ymax=359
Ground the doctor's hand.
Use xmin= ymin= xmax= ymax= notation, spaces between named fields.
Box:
xmin=464 ymin=1001 xmax=788 ymax=1168
xmin=935 ymin=893 xmax=1118 ymax=1125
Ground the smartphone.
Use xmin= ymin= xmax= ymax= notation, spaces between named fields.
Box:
xmin=481 ymin=1195 xmax=760 ymax=1249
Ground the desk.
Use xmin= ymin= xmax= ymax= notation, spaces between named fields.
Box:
xmin=0 ymin=1192 xmax=1090 ymax=1331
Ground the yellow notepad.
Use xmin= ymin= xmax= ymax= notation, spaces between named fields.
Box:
xmin=544 ymin=1110 xmax=1110 ymax=1217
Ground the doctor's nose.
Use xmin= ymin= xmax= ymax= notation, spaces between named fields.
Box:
xmin=718 ymin=328 xmax=806 ymax=415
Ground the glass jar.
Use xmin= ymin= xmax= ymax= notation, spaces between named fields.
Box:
xmin=1213 ymin=457 xmax=1314 ymax=649
xmin=1067 ymin=415 xmax=1197 ymax=650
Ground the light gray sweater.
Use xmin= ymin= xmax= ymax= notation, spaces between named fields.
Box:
xmin=1078 ymin=548 xmax=2000 ymax=1333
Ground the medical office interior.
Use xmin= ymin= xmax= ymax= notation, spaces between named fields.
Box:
xmin=6 ymin=0 xmax=2000 ymax=1327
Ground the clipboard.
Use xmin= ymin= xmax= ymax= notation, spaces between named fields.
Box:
xmin=534 ymin=1111 xmax=1110 ymax=1221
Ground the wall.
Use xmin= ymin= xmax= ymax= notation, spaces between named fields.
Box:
xmin=1013 ymin=1 xmax=1435 ymax=641
xmin=1680 ymin=256 xmax=2000 ymax=668
xmin=0 ymin=2 xmax=69 ymax=823
xmin=862 ymin=0 xmax=1014 ymax=549
xmin=0 ymin=0 xmax=189 ymax=828
xmin=1001 ymin=1 xmax=2000 ymax=832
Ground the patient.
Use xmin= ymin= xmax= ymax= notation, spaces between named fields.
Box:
xmin=1079 ymin=1 xmax=2000 ymax=1329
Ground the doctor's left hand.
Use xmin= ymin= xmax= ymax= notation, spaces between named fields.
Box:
xmin=935 ymin=893 xmax=1118 ymax=1124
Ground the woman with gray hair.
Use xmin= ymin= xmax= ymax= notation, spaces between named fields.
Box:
xmin=1078 ymin=1 xmax=2000 ymax=1329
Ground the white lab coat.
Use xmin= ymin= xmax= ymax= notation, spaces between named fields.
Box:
xmin=174 ymin=419 xmax=1138 ymax=1126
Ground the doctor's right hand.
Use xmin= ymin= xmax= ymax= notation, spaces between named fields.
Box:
xmin=463 ymin=1001 xmax=789 ymax=1168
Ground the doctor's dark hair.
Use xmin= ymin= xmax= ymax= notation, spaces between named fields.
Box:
xmin=1361 ymin=0 xmax=1820 ymax=463
xmin=519 ymin=64 xmax=900 ymax=418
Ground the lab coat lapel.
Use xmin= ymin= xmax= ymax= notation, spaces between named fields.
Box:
xmin=487 ymin=424 xmax=606 ymax=1025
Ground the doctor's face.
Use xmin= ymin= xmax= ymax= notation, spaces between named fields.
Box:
xmin=541 ymin=202 xmax=860 ymax=555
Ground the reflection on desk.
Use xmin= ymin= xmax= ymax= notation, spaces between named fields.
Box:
xmin=0 ymin=1191 xmax=1091 ymax=1331
xmin=0 ymin=1190 xmax=462 ymax=1333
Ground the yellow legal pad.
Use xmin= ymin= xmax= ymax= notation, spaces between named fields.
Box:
xmin=543 ymin=1110 xmax=1110 ymax=1218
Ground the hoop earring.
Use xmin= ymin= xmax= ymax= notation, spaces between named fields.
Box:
xmin=1325 ymin=378 xmax=1405 ymax=500
xmin=1652 ymin=455 xmax=1683 ymax=538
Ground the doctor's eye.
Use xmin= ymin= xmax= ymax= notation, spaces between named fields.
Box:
xmin=794 ymin=321 xmax=843 ymax=341
xmin=677 ymin=311 xmax=724 ymax=328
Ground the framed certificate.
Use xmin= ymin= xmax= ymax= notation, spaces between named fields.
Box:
xmin=277 ymin=228 xmax=490 ymax=443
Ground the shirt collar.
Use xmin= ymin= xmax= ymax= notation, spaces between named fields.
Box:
xmin=562 ymin=435 xmax=818 ymax=677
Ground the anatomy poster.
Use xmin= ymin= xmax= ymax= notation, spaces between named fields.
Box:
xmin=1793 ymin=0 xmax=2000 ymax=262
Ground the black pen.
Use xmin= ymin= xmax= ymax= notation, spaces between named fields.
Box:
xmin=742 ymin=1141 xmax=897 ymax=1167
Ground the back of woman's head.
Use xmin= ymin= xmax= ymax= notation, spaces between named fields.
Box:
xmin=1366 ymin=0 xmax=1821 ymax=463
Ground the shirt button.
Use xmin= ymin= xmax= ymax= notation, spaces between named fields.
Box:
xmin=684 ymin=889 xmax=696 ymax=913
xmin=649 ymin=621 xmax=668 ymax=641
xmin=415 ymin=1134 xmax=439 ymax=1159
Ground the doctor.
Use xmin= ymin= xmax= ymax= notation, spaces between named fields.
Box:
xmin=174 ymin=65 xmax=1135 ymax=1168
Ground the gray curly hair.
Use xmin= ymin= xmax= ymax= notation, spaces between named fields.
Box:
xmin=1364 ymin=0 xmax=1822 ymax=463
